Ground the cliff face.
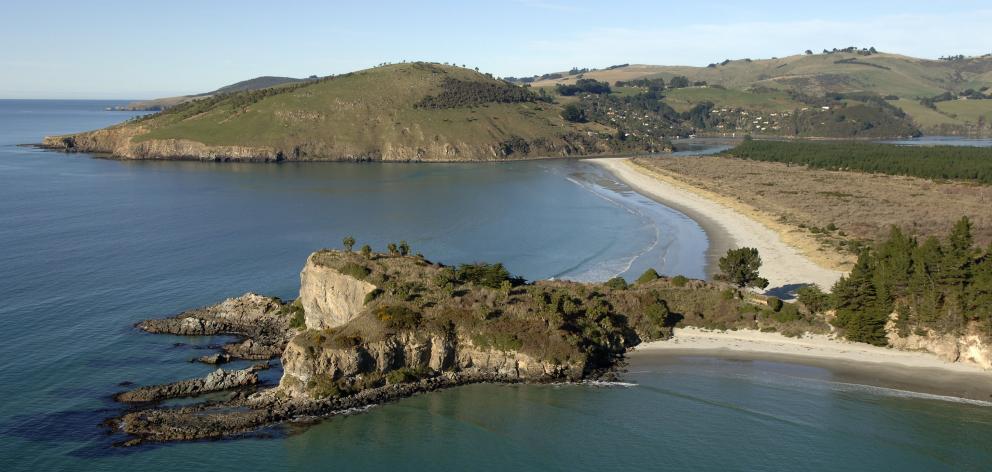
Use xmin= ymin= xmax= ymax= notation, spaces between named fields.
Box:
xmin=298 ymin=253 xmax=377 ymax=330
xmin=41 ymin=129 xmax=611 ymax=162
xmin=280 ymin=251 xmax=588 ymax=398
xmin=278 ymin=330 xmax=581 ymax=398
xmin=886 ymin=321 xmax=992 ymax=370
xmin=42 ymin=129 xmax=282 ymax=162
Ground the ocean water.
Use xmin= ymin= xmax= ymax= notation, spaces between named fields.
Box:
xmin=0 ymin=100 xmax=990 ymax=471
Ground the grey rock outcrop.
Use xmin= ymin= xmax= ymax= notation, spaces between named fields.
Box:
xmin=114 ymin=365 xmax=266 ymax=403
xmin=298 ymin=253 xmax=377 ymax=330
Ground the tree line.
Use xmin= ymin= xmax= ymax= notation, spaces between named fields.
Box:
xmin=555 ymin=79 xmax=611 ymax=96
xmin=416 ymin=78 xmax=543 ymax=109
xmin=829 ymin=218 xmax=992 ymax=345
xmin=729 ymin=140 xmax=992 ymax=184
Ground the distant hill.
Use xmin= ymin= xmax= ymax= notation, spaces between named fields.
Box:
xmin=119 ymin=76 xmax=309 ymax=111
xmin=523 ymin=51 xmax=992 ymax=135
xmin=197 ymin=76 xmax=310 ymax=96
xmin=47 ymin=63 xmax=643 ymax=161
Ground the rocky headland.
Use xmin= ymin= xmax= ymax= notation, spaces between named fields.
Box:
xmin=108 ymin=249 xmax=734 ymax=445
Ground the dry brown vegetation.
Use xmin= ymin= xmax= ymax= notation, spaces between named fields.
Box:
xmin=632 ymin=156 xmax=992 ymax=250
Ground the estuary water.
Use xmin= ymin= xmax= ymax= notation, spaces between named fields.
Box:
xmin=1 ymin=100 xmax=991 ymax=471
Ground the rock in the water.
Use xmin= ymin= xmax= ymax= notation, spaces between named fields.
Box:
xmin=114 ymin=364 xmax=267 ymax=403
xmin=195 ymin=353 xmax=233 ymax=365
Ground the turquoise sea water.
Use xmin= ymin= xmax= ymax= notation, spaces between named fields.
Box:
xmin=1 ymin=100 xmax=990 ymax=471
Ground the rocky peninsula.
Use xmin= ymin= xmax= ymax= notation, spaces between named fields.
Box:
xmin=110 ymin=248 xmax=737 ymax=445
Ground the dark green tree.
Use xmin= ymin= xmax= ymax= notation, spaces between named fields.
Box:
xmin=342 ymin=235 xmax=356 ymax=252
xmin=969 ymin=245 xmax=992 ymax=335
xmin=796 ymin=285 xmax=830 ymax=313
xmin=718 ymin=247 xmax=768 ymax=289
xmin=831 ymin=249 xmax=888 ymax=345
xmin=387 ymin=243 xmax=399 ymax=256
xmin=605 ymin=277 xmax=628 ymax=290
xmin=398 ymin=240 xmax=411 ymax=256
xmin=636 ymin=268 xmax=660 ymax=284
xmin=561 ymin=103 xmax=587 ymax=123
xmin=360 ymin=244 xmax=372 ymax=259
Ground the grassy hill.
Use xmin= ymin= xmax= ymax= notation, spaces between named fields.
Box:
xmin=119 ymin=76 xmax=309 ymax=111
xmin=526 ymin=52 xmax=992 ymax=135
xmin=47 ymin=63 xmax=640 ymax=162
xmin=200 ymin=76 xmax=308 ymax=95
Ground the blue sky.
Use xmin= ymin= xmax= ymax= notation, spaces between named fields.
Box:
xmin=2 ymin=0 xmax=990 ymax=98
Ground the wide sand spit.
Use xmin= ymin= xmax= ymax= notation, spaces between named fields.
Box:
xmin=590 ymin=157 xmax=845 ymax=297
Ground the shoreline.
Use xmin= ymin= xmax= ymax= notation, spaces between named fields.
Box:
xmin=589 ymin=157 xmax=845 ymax=292
xmin=630 ymin=327 xmax=992 ymax=402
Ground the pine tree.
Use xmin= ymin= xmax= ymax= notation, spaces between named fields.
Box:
xmin=968 ymin=245 xmax=992 ymax=336
xmin=832 ymin=249 xmax=877 ymax=314
xmin=831 ymin=249 xmax=887 ymax=345
xmin=872 ymin=226 xmax=915 ymax=313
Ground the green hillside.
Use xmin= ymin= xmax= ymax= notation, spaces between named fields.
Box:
xmin=48 ymin=63 xmax=645 ymax=162
xmin=119 ymin=76 xmax=308 ymax=111
xmin=526 ymin=51 xmax=992 ymax=135
xmin=201 ymin=75 xmax=308 ymax=96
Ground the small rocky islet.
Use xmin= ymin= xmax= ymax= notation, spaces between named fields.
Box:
xmin=109 ymin=247 xmax=796 ymax=446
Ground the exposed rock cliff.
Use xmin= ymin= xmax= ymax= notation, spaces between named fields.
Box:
xmin=278 ymin=330 xmax=582 ymax=398
xmin=42 ymin=130 xmax=281 ymax=162
xmin=886 ymin=320 xmax=992 ymax=370
xmin=298 ymin=253 xmax=377 ymax=329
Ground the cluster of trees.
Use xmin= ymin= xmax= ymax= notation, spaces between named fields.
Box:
xmin=614 ymin=78 xmax=665 ymax=90
xmin=560 ymin=103 xmax=587 ymax=123
xmin=568 ymin=67 xmax=591 ymax=76
xmin=821 ymin=46 xmax=878 ymax=55
xmin=556 ymin=79 xmax=611 ymax=96
xmin=729 ymin=140 xmax=992 ymax=184
xmin=830 ymin=92 xmax=907 ymax=117
xmin=830 ymin=218 xmax=992 ymax=345
xmin=682 ymin=101 xmax=717 ymax=129
xmin=342 ymin=236 xmax=412 ymax=258
xmin=415 ymin=78 xmax=540 ymax=108
xmin=668 ymin=76 xmax=690 ymax=88
xmin=504 ymin=72 xmax=564 ymax=83
xmin=920 ymin=88 xmax=990 ymax=108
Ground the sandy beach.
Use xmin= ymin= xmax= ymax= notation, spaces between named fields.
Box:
xmin=636 ymin=327 xmax=986 ymax=373
xmin=590 ymin=157 xmax=845 ymax=292
xmin=630 ymin=327 xmax=992 ymax=401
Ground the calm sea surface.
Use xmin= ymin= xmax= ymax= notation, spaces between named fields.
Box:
xmin=0 ymin=100 xmax=990 ymax=471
